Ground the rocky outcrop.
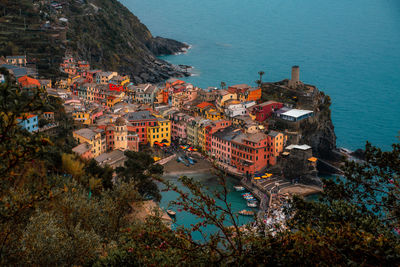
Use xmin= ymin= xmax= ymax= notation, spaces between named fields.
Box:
xmin=146 ymin=37 xmax=189 ymax=56
xmin=299 ymin=92 xmax=337 ymax=160
xmin=261 ymin=82 xmax=337 ymax=160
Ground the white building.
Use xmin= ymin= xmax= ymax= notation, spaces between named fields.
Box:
xmin=278 ymin=109 xmax=313 ymax=122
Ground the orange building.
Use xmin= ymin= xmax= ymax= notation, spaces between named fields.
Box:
xmin=246 ymin=87 xmax=262 ymax=101
xmin=18 ymin=75 xmax=40 ymax=89
xmin=267 ymin=130 xmax=285 ymax=165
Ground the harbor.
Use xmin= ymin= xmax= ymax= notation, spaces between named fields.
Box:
xmin=159 ymin=144 xmax=324 ymax=236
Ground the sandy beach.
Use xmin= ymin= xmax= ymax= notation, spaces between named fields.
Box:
xmin=163 ymin=155 xmax=213 ymax=175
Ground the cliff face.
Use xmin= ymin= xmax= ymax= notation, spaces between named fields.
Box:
xmin=0 ymin=0 xmax=189 ymax=82
xmin=299 ymin=92 xmax=337 ymax=159
xmin=262 ymin=82 xmax=337 ymax=160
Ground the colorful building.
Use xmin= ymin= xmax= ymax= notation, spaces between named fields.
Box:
xmin=72 ymin=111 xmax=91 ymax=125
xmin=231 ymin=132 xmax=270 ymax=176
xmin=211 ymin=126 xmax=239 ymax=164
xmin=96 ymin=72 xmax=118 ymax=84
xmin=204 ymin=120 xmax=232 ymax=153
xmin=216 ymin=90 xmax=237 ymax=111
xmin=18 ymin=75 xmax=40 ymax=90
xmin=205 ymin=107 xmax=223 ymax=121
xmin=125 ymin=111 xmax=157 ymax=144
xmin=6 ymin=55 xmax=27 ymax=66
xmin=252 ymin=101 xmax=283 ymax=122
xmin=73 ymin=128 xmax=105 ymax=158
xmin=267 ymin=130 xmax=286 ymax=164
xmin=72 ymin=143 xmax=93 ymax=160
xmin=147 ymin=118 xmax=171 ymax=147
xmin=17 ymin=114 xmax=38 ymax=132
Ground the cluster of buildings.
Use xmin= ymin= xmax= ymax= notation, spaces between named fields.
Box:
xmin=7 ymin=53 xmax=317 ymax=175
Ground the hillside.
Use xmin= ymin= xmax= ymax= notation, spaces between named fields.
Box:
xmin=0 ymin=0 xmax=189 ymax=82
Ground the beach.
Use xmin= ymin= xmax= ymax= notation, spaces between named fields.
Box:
xmin=163 ymin=155 xmax=213 ymax=175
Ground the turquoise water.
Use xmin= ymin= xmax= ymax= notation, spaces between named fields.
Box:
xmin=122 ymin=0 xmax=400 ymax=151
xmin=159 ymin=173 xmax=256 ymax=240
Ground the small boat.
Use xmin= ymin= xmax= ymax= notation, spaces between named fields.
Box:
xmin=234 ymin=186 xmax=245 ymax=191
xmin=167 ymin=209 xmax=176 ymax=217
xmin=238 ymin=210 xmax=255 ymax=216
xmin=247 ymin=201 xmax=258 ymax=208
xmin=188 ymin=156 xmax=197 ymax=163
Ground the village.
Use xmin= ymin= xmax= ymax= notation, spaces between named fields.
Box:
xmin=1 ymin=54 xmax=324 ymax=226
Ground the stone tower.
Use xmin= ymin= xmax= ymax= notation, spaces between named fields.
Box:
xmin=288 ymin=65 xmax=301 ymax=88
xmin=114 ymin=117 xmax=128 ymax=150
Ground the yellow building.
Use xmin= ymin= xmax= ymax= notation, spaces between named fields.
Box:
xmin=73 ymin=128 xmax=104 ymax=157
xmin=216 ymin=90 xmax=237 ymax=111
xmin=67 ymin=75 xmax=81 ymax=86
xmin=205 ymin=108 xmax=223 ymax=121
xmin=196 ymin=121 xmax=210 ymax=152
xmin=106 ymin=91 xmax=124 ymax=108
xmin=73 ymin=112 xmax=91 ymax=125
xmin=119 ymin=76 xmax=130 ymax=86
xmin=147 ymin=118 xmax=171 ymax=147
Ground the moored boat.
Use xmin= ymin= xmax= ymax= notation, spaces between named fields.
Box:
xmin=247 ymin=201 xmax=258 ymax=208
xmin=234 ymin=186 xmax=245 ymax=191
xmin=238 ymin=210 xmax=255 ymax=216
xmin=167 ymin=209 xmax=176 ymax=217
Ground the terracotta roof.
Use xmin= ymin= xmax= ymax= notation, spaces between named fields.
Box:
xmin=17 ymin=114 xmax=37 ymax=120
xmin=196 ymin=102 xmax=214 ymax=109
xmin=18 ymin=75 xmax=40 ymax=88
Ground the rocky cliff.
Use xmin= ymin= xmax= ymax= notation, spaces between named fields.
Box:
xmin=262 ymin=81 xmax=337 ymax=160
xmin=298 ymin=91 xmax=337 ymax=159
xmin=0 ymin=0 xmax=189 ymax=82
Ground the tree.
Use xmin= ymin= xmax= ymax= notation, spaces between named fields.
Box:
xmin=85 ymin=159 xmax=114 ymax=190
xmin=220 ymin=81 xmax=226 ymax=89
xmin=116 ymin=151 xmax=163 ymax=201
xmin=258 ymin=70 xmax=265 ymax=84
xmin=255 ymin=79 xmax=261 ymax=88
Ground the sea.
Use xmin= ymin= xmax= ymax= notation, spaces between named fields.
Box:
xmin=120 ymin=0 xmax=400 ymax=235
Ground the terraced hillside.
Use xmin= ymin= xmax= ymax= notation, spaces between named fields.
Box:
xmin=0 ymin=0 xmax=189 ymax=81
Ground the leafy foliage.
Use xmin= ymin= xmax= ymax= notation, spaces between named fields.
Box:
xmin=116 ymin=151 xmax=163 ymax=202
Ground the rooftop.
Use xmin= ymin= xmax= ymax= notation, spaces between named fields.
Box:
xmin=213 ymin=126 xmax=241 ymax=141
xmin=286 ymin=144 xmax=312 ymax=151
xmin=95 ymin=149 xmax=126 ymax=166
xmin=74 ymin=128 xmax=98 ymax=140
xmin=196 ymin=102 xmax=214 ymax=109
xmin=125 ymin=110 xmax=155 ymax=121
xmin=281 ymin=109 xmax=313 ymax=118
xmin=72 ymin=143 xmax=92 ymax=155
xmin=268 ymin=130 xmax=281 ymax=137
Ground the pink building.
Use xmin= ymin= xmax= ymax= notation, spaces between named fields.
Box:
xmin=171 ymin=113 xmax=194 ymax=142
xmin=211 ymin=126 xmax=237 ymax=165
xmin=172 ymin=121 xmax=187 ymax=140
xmin=205 ymin=120 xmax=232 ymax=153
